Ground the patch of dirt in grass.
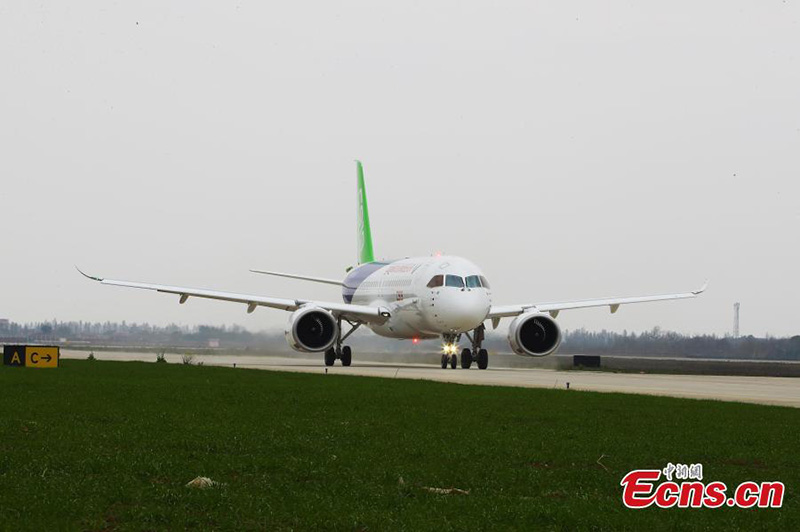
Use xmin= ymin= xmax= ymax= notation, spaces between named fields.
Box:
xmin=527 ymin=461 xmax=552 ymax=469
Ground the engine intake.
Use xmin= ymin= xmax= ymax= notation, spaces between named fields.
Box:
xmin=508 ymin=313 xmax=561 ymax=357
xmin=285 ymin=306 xmax=338 ymax=352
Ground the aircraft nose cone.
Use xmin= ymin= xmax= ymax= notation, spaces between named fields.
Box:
xmin=437 ymin=289 xmax=490 ymax=332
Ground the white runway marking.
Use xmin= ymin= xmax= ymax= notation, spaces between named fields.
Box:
xmin=62 ymin=351 xmax=800 ymax=408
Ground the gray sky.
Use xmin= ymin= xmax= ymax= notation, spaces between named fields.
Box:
xmin=2 ymin=1 xmax=798 ymax=337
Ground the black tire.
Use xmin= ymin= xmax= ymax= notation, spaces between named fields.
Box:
xmin=477 ymin=348 xmax=488 ymax=370
xmin=324 ymin=348 xmax=336 ymax=367
xmin=450 ymin=354 xmax=458 ymax=369
xmin=341 ymin=345 xmax=352 ymax=366
xmin=441 ymin=354 xmax=448 ymax=369
xmin=460 ymin=348 xmax=472 ymax=369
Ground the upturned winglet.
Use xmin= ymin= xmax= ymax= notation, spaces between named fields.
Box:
xmin=75 ymin=266 xmax=104 ymax=282
xmin=692 ymin=280 xmax=709 ymax=295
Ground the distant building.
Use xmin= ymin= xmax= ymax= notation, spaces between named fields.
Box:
xmin=0 ymin=318 xmax=9 ymax=330
xmin=208 ymin=339 xmax=220 ymax=348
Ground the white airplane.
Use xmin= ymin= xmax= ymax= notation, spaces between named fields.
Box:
xmin=79 ymin=161 xmax=706 ymax=370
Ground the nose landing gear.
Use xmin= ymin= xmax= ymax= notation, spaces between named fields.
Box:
xmin=441 ymin=333 xmax=460 ymax=369
xmin=439 ymin=353 xmax=459 ymax=368
xmin=440 ymin=326 xmax=488 ymax=370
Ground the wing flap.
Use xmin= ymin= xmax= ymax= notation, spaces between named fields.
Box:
xmin=249 ymin=269 xmax=343 ymax=286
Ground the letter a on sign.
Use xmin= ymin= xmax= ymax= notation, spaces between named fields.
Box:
xmin=3 ymin=345 xmax=26 ymax=367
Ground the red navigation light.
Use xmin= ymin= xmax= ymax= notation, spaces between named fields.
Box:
xmin=412 ymin=337 xmax=419 ymax=344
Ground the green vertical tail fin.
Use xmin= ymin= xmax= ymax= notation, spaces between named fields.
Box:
xmin=356 ymin=160 xmax=375 ymax=264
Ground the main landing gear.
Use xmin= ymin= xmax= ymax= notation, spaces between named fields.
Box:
xmin=324 ymin=318 xmax=360 ymax=367
xmin=441 ymin=325 xmax=489 ymax=370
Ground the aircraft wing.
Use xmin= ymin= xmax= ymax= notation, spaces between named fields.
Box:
xmin=488 ymin=281 xmax=707 ymax=320
xmin=77 ymin=269 xmax=390 ymax=323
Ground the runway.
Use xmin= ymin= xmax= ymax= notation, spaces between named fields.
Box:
xmin=61 ymin=350 xmax=800 ymax=408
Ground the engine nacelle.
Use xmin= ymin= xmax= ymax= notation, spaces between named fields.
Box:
xmin=508 ymin=313 xmax=562 ymax=357
xmin=285 ymin=306 xmax=338 ymax=352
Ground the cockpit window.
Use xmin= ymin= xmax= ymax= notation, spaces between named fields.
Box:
xmin=465 ymin=275 xmax=482 ymax=288
xmin=445 ymin=275 xmax=464 ymax=288
xmin=427 ymin=275 xmax=444 ymax=288
xmin=480 ymin=276 xmax=491 ymax=289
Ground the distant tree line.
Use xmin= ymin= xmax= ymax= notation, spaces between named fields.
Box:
xmin=556 ymin=327 xmax=800 ymax=361
xmin=0 ymin=320 xmax=283 ymax=349
xmin=0 ymin=320 xmax=797 ymax=360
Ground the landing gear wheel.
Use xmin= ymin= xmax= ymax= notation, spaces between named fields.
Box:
xmin=324 ymin=348 xmax=336 ymax=367
xmin=477 ymin=348 xmax=488 ymax=370
xmin=441 ymin=354 xmax=448 ymax=369
xmin=341 ymin=345 xmax=352 ymax=366
xmin=450 ymin=354 xmax=458 ymax=369
xmin=460 ymin=348 xmax=473 ymax=369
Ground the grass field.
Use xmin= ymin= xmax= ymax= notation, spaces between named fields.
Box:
xmin=1 ymin=360 xmax=797 ymax=530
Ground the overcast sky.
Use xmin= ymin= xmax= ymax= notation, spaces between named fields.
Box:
xmin=1 ymin=1 xmax=798 ymax=337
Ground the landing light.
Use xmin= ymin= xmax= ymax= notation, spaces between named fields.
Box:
xmin=441 ymin=343 xmax=459 ymax=355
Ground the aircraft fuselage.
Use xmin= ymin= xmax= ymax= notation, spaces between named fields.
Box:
xmin=343 ymin=255 xmax=491 ymax=339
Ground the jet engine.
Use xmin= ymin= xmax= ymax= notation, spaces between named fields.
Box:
xmin=285 ymin=306 xmax=338 ymax=352
xmin=507 ymin=313 xmax=562 ymax=357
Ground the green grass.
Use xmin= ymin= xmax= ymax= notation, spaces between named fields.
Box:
xmin=0 ymin=361 xmax=797 ymax=531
